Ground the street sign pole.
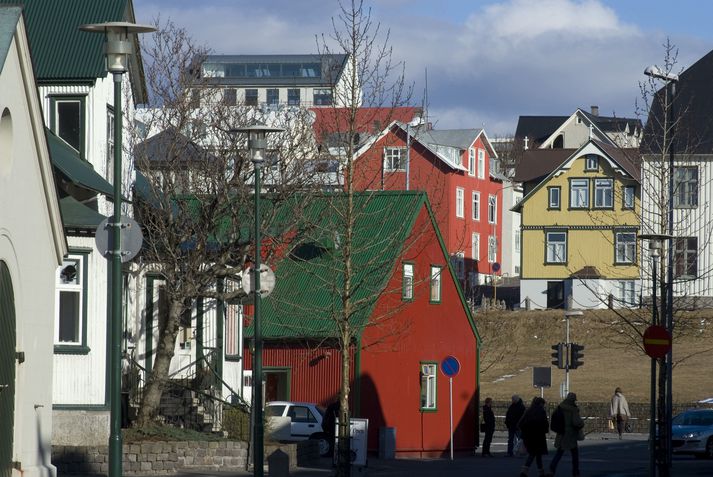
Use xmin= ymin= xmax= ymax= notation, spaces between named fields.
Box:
xmin=440 ymin=355 xmax=460 ymax=461
xmin=449 ymin=377 xmax=453 ymax=461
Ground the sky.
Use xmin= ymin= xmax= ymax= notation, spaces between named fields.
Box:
xmin=132 ymin=0 xmax=713 ymax=135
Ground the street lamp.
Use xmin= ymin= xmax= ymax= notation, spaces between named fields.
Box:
xmin=230 ymin=123 xmax=284 ymax=477
xmin=639 ymin=233 xmax=670 ymax=477
xmin=79 ymin=21 xmax=155 ymax=477
xmin=644 ymin=64 xmax=678 ymax=475
xmin=563 ymin=308 xmax=582 ymax=397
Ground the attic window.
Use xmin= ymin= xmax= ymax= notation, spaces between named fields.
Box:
xmin=553 ymin=134 xmax=564 ymax=149
xmin=585 ymin=155 xmax=599 ymax=171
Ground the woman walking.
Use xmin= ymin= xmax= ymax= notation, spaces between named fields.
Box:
xmin=517 ymin=397 xmax=549 ymax=476
xmin=609 ymin=387 xmax=631 ymax=439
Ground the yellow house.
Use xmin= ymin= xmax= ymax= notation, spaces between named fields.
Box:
xmin=513 ymin=140 xmax=640 ymax=309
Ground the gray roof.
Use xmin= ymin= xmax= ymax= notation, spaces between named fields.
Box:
xmin=416 ymin=128 xmax=484 ymax=150
xmin=0 ymin=6 xmax=21 ymax=67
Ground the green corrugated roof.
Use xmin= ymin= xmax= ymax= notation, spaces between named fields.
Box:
xmin=59 ymin=195 xmax=107 ymax=230
xmin=247 ymin=191 xmax=428 ymax=339
xmin=0 ymin=0 xmax=127 ymax=80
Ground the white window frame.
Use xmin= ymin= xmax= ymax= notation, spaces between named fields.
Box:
xmin=420 ymin=363 xmax=437 ymax=411
xmin=585 ymin=155 xmax=599 ymax=171
xmin=673 ymin=166 xmax=698 ymax=208
xmin=615 ymin=232 xmax=637 ymax=264
xmin=384 ymin=147 xmax=406 ymax=172
xmin=477 ymin=148 xmax=485 ymax=179
xmin=402 ymin=263 xmax=414 ymax=300
xmin=452 ymin=252 xmax=465 ymax=280
xmin=430 ymin=266 xmax=442 ymax=303
xmin=488 ymin=194 xmax=497 ymax=224
xmin=546 ymin=231 xmax=567 ymax=263
xmin=468 ymin=147 xmax=476 ymax=176
xmin=515 ymin=229 xmax=521 ymax=253
xmin=472 ymin=191 xmax=480 ymax=220
xmin=619 ymin=280 xmax=636 ymax=307
xmin=488 ymin=235 xmax=497 ymax=263
xmin=594 ymin=178 xmax=613 ymax=208
xmin=570 ymin=179 xmax=589 ymax=208
xmin=548 ymin=187 xmax=560 ymax=209
xmin=472 ymin=233 xmax=480 ymax=262
xmin=623 ymin=186 xmax=635 ymax=209
xmin=55 ymin=252 xmax=88 ymax=350
xmin=456 ymin=187 xmax=464 ymax=218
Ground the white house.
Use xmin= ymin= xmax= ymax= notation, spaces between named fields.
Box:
xmin=0 ymin=7 xmax=66 ymax=477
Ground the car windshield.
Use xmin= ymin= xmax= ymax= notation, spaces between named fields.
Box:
xmin=265 ymin=405 xmax=286 ymax=417
xmin=673 ymin=410 xmax=713 ymax=426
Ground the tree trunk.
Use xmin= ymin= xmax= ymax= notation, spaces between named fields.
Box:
xmin=136 ymin=299 xmax=183 ymax=427
xmin=336 ymin=328 xmax=352 ymax=477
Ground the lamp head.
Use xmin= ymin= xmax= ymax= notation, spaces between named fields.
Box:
xmin=229 ymin=123 xmax=285 ymax=164
xmin=644 ymin=65 xmax=679 ymax=82
xmin=79 ymin=22 xmax=156 ymax=73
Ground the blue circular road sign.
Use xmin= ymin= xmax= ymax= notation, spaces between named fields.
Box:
xmin=492 ymin=262 xmax=501 ymax=273
xmin=441 ymin=355 xmax=460 ymax=377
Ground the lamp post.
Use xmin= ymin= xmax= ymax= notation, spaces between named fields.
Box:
xmin=644 ymin=65 xmax=678 ymax=476
xmin=230 ymin=123 xmax=284 ymax=477
xmin=639 ymin=234 xmax=669 ymax=477
xmin=79 ymin=21 xmax=155 ymax=477
xmin=563 ymin=308 xmax=582 ymax=397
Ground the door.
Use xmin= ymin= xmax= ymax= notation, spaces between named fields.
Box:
xmin=287 ymin=404 xmax=321 ymax=438
xmin=264 ymin=369 xmax=289 ymax=402
xmin=546 ymin=281 xmax=565 ymax=309
xmin=0 ymin=262 xmax=16 ymax=477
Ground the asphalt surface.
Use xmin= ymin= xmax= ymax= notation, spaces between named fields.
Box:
xmin=151 ymin=432 xmax=713 ymax=477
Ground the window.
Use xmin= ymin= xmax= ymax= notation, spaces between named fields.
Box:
xmin=456 ymin=188 xmax=464 ymax=218
xmin=546 ymin=232 xmax=567 ymax=263
xmin=468 ymin=147 xmax=476 ymax=176
xmin=55 ymin=251 xmax=89 ymax=353
xmin=472 ymin=191 xmax=480 ymax=220
xmin=245 ymin=89 xmax=258 ymax=106
xmin=623 ymin=186 xmax=635 ymax=209
xmin=50 ymin=96 xmax=85 ymax=156
xmin=430 ymin=266 xmax=442 ymax=303
xmin=488 ymin=195 xmax=497 ymax=223
xmin=515 ymin=229 xmax=521 ymax=253
xmin=673 ymin=167 xmax=698 ymax=208
xmin=615 ymin=232 xmax=636 ymax=264
xmin=287 ymin=88 xmax=300 ymax=106
xmin=420 ymin=363 xmax=437 ymax=411
xmin=266 ymin=88 xmax=279 ymax=105
xmin=384 ymin=147 xmax=406 ymax=172
xmin=472 ymin=233 xmax=480 ymax=261
xmin=488 ymin=235 xmax=497 ymax=263
xmin=594 ymin=179 xmax=613 ymax=208
xmin=452 ymin=253 xmax=465 ymax=280
xmin=548 ymin=186 xmax=561 ymax=209
xmin=570 ymin=179 xmax=589 ymax=208
xmin=223 ymin=88 xmax=237 ymax=106
xmin=477 ymin=149 xmax=485 ymax=179
xmin=402 ymin=263 xmax=414 ymax=301
xmin=674 ymin=237 xmax=698 ymax=278
xmin=106 ymin=107 xmax=115 ymax=185
xmin=585 ymin=155 xmax=599 ymax=171
xmin=288 ymin=405 xmax=320 ymax=423
xmin=619 ymin=281 xmax=636 ymax=307
xmin=225 ymin=304 xmax=241 ymax=359
xmin=313 ymin=88 xmax=332 ymax=106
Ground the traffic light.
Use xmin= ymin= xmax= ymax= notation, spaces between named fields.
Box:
xmin=570 ymin=343 xmax=585 ymax=369
xmin=551 ymin=343 xmax=565 ymax=369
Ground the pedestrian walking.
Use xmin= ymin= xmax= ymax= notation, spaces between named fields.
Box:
xmin=609 ymin=387 xmax=631 ymax=439
xmin=517 ymin=397 xmax=549 ymax=476
xmin=481 ymin=397 xmax=496 ymax=457
xmin=506 ymin=394 xmax=526 ymax=456
xmin=546 ymin=392 xmax=584 ymax=477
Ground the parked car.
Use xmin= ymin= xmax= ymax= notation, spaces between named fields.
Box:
xmin=265 ymin=401 xmax=330 ymax=456
xmin=672 ymin=409 xmax=713 ymax=459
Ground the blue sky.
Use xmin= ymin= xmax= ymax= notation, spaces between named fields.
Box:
xmin=133 ymin=0 xmax=713 ymax=134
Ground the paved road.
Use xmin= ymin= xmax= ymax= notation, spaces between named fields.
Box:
xmin=164 ymin=433 xmax=712 ymax=477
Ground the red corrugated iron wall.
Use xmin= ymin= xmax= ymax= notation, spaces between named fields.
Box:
xmin=243 ymin=342 xmax=356 ymax=407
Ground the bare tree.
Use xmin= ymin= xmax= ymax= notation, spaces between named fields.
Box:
xmin=128 ymin=20 xmax=317 ymax=427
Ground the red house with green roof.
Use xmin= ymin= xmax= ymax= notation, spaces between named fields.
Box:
xmin=243 ymin=191 xmax=481 ymax=456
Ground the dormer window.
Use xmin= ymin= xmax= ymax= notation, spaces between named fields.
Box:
xmin=585 ymin=155 xmax=599 ymax=171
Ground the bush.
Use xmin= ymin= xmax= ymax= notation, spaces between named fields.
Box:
xmin=223 ymin=406 xmax=251 ymax=441
xmin=123 ymin=424 xmax=224 ymax=442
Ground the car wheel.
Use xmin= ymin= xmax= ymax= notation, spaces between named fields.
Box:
xmin=706 ymin=437 xmax=713 ymax=459
xmin=310 ymin=432 xmax=331 ymax=457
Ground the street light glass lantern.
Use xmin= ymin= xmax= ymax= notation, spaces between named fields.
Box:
xmin=230 ymin=124 xmax=285 ymax=164
xmin=79 ymin=22 xmax=156 ymax=73
xmin=644 ymin=65 xmax=679 ymax=82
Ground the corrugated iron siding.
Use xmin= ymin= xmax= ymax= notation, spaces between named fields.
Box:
xmin=0 ymin=0 xmax=127 ymax=79
xmin=243 ymin=343 xmax=355 ymax=407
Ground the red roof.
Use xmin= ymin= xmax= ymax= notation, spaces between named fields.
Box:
xmin=310 ymin=106 xmax=421 ymax=143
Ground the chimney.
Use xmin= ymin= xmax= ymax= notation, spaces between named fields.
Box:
xmin=590 ymin=105 xmax=599 ymax=117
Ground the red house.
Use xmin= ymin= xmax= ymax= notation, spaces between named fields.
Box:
xmin=351 ymin=122 xmax=503 ymax=299
xmin=243 ymin=191 xmax=480 ymax=456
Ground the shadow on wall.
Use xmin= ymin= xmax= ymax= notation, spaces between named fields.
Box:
xmin=358 ymin=373 xmax=386 ymax=453
xmin=445 ymin=390 xmax=478 ymax=458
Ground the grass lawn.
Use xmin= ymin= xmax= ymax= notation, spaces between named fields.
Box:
xmin=474 ymin=308 xmax=713 ymax=404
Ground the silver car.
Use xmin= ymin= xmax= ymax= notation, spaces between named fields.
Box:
xmin=265 ymin=401 xmax=330 ymax=456
xmin=671 ymin=409 xmax=713 ymax=459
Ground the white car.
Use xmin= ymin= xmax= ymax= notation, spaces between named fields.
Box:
xmin=265 ymin=401 xmax=330 ymax=456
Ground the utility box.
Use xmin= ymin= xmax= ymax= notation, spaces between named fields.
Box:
xmin=378 ymin=427 xmax=396 ymax=459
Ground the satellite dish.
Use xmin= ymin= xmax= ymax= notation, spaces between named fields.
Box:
xmin=241 ymin=264 xmax=276 ymax=297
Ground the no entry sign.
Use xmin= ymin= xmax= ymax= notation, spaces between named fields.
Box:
xmin=643 ymin=325 xmax=672 ymax=359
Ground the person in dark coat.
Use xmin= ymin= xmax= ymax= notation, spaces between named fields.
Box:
xmin=505 ymin=394 xmax=526 ymax=456
xmin=517 ymin=397 xmax=549 ymax=476
xmin=547 ymin=392 xmax=584 ymax=477
xmin=481 ymin=397 xmax=496 ymax=457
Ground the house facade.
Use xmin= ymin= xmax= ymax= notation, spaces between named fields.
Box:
xmin=0 ymin=0 xmax=149 ymax=444
xmin=514 ymin=140 xmax=641 ymax=309
xmin=0 ymin=7 xmax=66 ymax=477
xmin=351 ymin=122 xmax=503 ymax=301
xmin=242 ymin=192 xmax=480 ymax=456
